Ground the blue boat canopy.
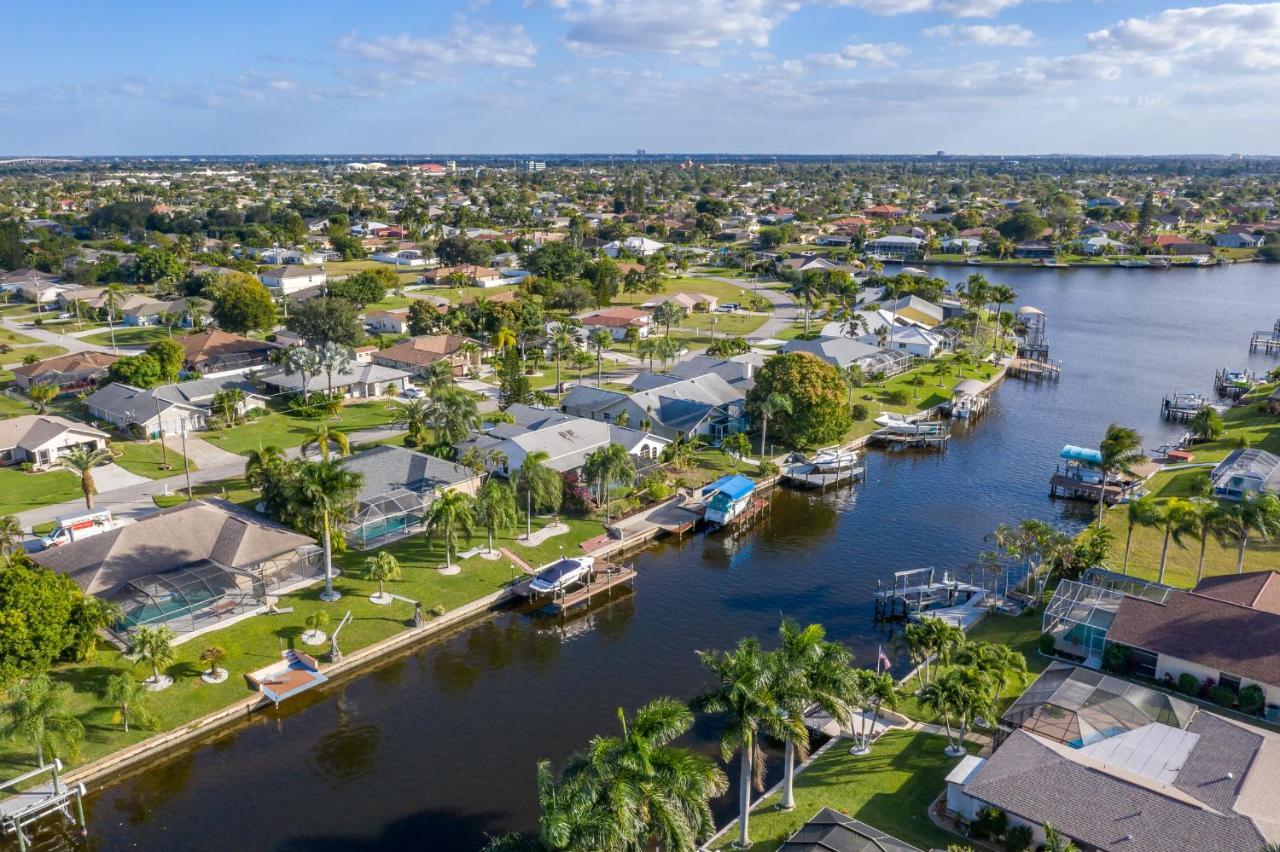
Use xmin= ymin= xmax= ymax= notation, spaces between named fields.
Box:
xmin=1060 ymin=445 xmax=1103 ymax=464
xmin=702 ymin=474 xmax=755 ymax=501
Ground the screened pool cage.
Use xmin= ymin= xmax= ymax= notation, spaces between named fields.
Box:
xmin=111 ymin=546 xmax=323 ymax=640
xmin=1042 ymin=570 xmax=1171 ymax=664
xmin=859 ymin=349 xmax=914 ymax=379
xmin=348 ymin=489 xmax=428 ymax=549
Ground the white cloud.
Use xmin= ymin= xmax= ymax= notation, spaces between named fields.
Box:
xmin=808 ymin=41 xmax=910 ymax=68
xmin=1087 ymin=3 xmax=1280 ymax=74
xmin=554 ymin=0 xmax=797 ymax=55
xmin=829 ymin=0 xmax=1022 ymax=17
xmin=334 ymin=21 xmax=537 ymax=72
xmin=924 ymin=23 xmax=1036 ymax=46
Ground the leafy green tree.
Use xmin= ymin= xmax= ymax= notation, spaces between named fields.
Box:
xmin=146 ymin=338 xmax=184 ymax=383
xmin=107 ymin=352 xmax=165 ymax=388
xmin=747 ymin=352 xmax=851 ymax=449
xmin=472 ymin=480 xmax=519 ymax=557
xmin=134 ymin=247 xmax=185 ymax=285
xmin=328 ymin=268 xmax=394 ymax=307
xmin=27 ymin=382 xmax=57 ymax=414
xmin=56 ymin=444 xmax=113 ymax=509
xmin=995 ymin=210 xmax=1048 ymax=242
xmin=0 ymin=557 xmax=86 ymax=685
xmin=364 ymin=551 xmax=403 ymax=600
xmin=102 ymin=673 xmax=156 ymax=733
xmin=497 ymin=346 xmax=533 ymax=409
xmin=130 ymin=625 xmax=176 ymax=688
xmin=721 ymin=432 xmax=751 ymax=471
xmin=408 ymin=299 xmax=444 ymax=336
xmin=517 ymin=450 xmax=562 ymax=536
xmin=209 ymin=272 xmax=276 ymax=334
xmin=426 ymin=490 xmax=475 ymax=569
xmin=2 ymin=674 xmax=84 ymax=765
xmin=582 ymin=443 xmax=635 ymax=523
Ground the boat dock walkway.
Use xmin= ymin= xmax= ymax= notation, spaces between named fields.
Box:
xmin=1249 ymin=320 xmax=1280 ymax=354
xmin=868 ymin=430 xmax=951 ymax=452
xmin=874 ymin=568 xmax=986 ymax=622
xmin=781 ymin=461 xmax=865 ymax=489
xmin=513 ymin=562 xmax=637 ymax=613
xmin=1 ymin=762 xmax=87 ymax=851
xmin=1008 ymin=358 xmax=1061 ymax=381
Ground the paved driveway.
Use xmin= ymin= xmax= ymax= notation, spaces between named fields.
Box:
xmin=92 ymin=463 xmax=151 ymax=492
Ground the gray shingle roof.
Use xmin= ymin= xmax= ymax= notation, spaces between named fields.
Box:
xmin=778 ymin=807 xmax=922 ymax=852
xmin=339 ymin=445 xmax=475 ymax=504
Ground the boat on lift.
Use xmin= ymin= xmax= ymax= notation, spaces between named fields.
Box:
xmin=874 ymin=412 xmax=947 ymax=436
xmin=809 ymin=446 xmax=858 ymax=472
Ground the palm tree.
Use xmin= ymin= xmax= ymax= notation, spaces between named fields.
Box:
xmin=987 ymin=283 xmax=1017 ymax=351
xmin=472 ymin=479 xmax=518 ymax=557
xmin=1151 ymin=498 xmax=1197 ymax=584
xmin=1185 ymin=497 xmax=1228 ymax=584
xmin=953 ymin=641 xmax=1028 ymax=697
xmin=0 ymin=514 xmax=21 ymax=556
xmin=636 ymin=336 xmax=658 ymax=372
xmin=304 ymin=423 xmax=350 ymax=460
xmin=1123 ymin=495 xmax=1161 ymax=575
xmin=770 ymin=621 xmax=856 ymax=809
xmin=56 ymin=444 xmax=113 ymax=510
xmin=244 ymin=445 xmax=285 ymax=490
xmin=537 ymin=698 xmax=727 ymax=851
xmin=756 ymin=392 xmax=791 ymax=458
xmin=1188 ymin=406 xmax=1225 ymax=442
xmin=390 ymin=396 xmax=433 ymax=446
xmin=2 ymin=674 xmax=84 ymax=765
xmin=695 ymin=637 xmax=781 ymax=849
xmin=961 ymin=274 xmax=989 ymax=346
xmin=588 ymin=329 xmax=613 ymax=386
xmin=426 ymin=489 xmax=475 ymax=571
xmin=289 ymin=460 xmax=364 ymax=602
xmin=551 ymin=331 xmax=573 ymax=393
xmin=788 ymin=273 xmax=823 ymax=334
xmin=103 ymin=282 xmax=124 ymax=354
xmin=131 ymin=625 xmax=176 ymax=689
xmin=364 ymin=551 xmax=402 ymax=601
xmin=850 ymin=669 xmax=898 ymax=755
xmin=1217 ymin=491 xmax=1280 ymax=574
xmin=102 ymin=673 xmax=156 ymax=733
xmin=1042 ymin=823 xmax=1080 ymax=852
xmin=651 ymin=302 xmax=685 ymax=338
xmin=316 ymin=342 xmax=354 ymax=416
xmin=282 ymin=345 xmax=323 ymax=404
xmin=920 ymin=666 xmax=988 ymax=757
xmin=1095 ymin=424 xmax=1148 ymax=528
xmin=433 ymin=386 xmax=481 ymax=445
xmin=583 ymin=443 xmax=635 ymax=523
xmin=493 ymin=326 xmax=517 ymax=353
xmin=199 ymin=645 xmax=227 ymax=680
xmin=27 ymin=382 xmax=57 ymax=414
xmin=661 ymin=433 xmax=699 ymax=471
xmin=517 ymin=450 xmax=561 ymax=539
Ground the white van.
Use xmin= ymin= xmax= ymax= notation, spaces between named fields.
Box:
xmin=40 ymin=510 xmax=116 ymax=549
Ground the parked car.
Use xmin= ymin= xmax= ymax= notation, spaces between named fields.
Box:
xmin=401 ymin=387 xmax=423 ymax=399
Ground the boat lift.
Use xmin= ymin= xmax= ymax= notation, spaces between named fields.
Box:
xmin=328 ymin=610 xmax=354 ymax=663
xmin=0 ymin=760 xmax=87 ymax=851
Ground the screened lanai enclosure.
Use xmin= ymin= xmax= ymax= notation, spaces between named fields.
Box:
xmin=1042 ymin=569 xmax=1171 ymax=666
xmin=348 ymin=488 xmax=427 ymax=548
xmin=858 ymin=349 xmax=914 ymax=379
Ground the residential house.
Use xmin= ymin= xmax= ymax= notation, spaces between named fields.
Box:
xmin=580 ymin=307 xmax=652 ymax=341
xmin=260 ymin=265 xmax=327 ymax=295
xmin=1215 ymin=232 xmax=1266 ymax=249
xmin=941 ymin=237 xmax=983 ymax=255
xmin=1078 ymin=236 xmax=1133 ymax=256
xmin=2 ymin=269 xmax=66 ymax=305
xmin=372 ymin=334 xmax=483 ymax=377
xmin=419 ymin=264 xmax=504 ymax=288
xmin=339 ymin=445 xmax=482 ymax=547
xmin=30 ymin=499 xmax=321 ymax=641
xmin=864 ymin=235 xmax=923 ymax=259
xmin=602 ymin=236 xmax=667 ymax=258
xmin=365 ymin=309 xmax=411 ymax=335
xmin=257 ymin=362 xmax=410 ymax=399
xmin=648 ymin=292 xmax=719 ymax=312
xmin=180 ymin=329 xmax=278 ymax=376
xmin=561 ymin=373 xmax=746 ymax=441
xmin=1014 ymin=241 xmax=1056 ymax=259
xmin=12 ymin=351 xmax=118 ymax=393
xmin=371 ymin=248 xmax=430 ymax=267
xmin=947 ymin=661 xmax=1280 ymax=852
xmin=782 ymin=337 xmax=913 ymax=377
xmin=1210 ymin=448 xmax=1280 ymax=500
xmin=0 ymin=415 xmax=110 ymax=469
xmin=86 ymin=376 xmax=267 ymax=437
xmin=864 ymin=204 xmax=906 ymax=219
xmin=776 ymin=808 xmax=921 ymax=852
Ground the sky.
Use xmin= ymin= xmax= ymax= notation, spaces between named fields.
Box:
xmin=5 ymin=1 xmax=1280 ymax=155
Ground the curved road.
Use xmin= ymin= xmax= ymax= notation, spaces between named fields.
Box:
xmin=696 ymin=275 xmax=801 ymax=341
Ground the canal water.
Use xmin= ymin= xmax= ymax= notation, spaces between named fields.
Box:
xmin=71 ymin=266 xmax=1280 ymax=850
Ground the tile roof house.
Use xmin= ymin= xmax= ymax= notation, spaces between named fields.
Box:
xmin=339 ymin=445 xmax=482 ymax=547
xmin=418 ymin=264 xmax=504 ymax=287
xmin=371 ymin=334 xmax=484 ymax=377
xmin=11 ymin=351 xmax=118 ymax=392
xmin=949 ymin=662 xmax=1280 ymax=852
xmin=0 ymin=415 xmax=110 ymax=470
xmin=180 ymin=330 xmax=278 ymax=376
xmin=579 ymin=307 xmax=652 ymax=341
xmin=1 ymin=269 xmax=65 ymax=303
xmin=31 ymin=499 xmax=321 ymax=641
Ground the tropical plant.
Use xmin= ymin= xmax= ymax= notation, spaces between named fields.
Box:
xmin=1188 ymin=406 xmax=1225 ymax=442
xmin=850 ymin=669 xmax=898 ymax=755
xmin=661 ymin=433 xmax=699 ymax=471
xmin=1042 ymin=823 xmax=1080 ymax=852
xmin=287 ymin=460 xmax=364 ymax=601
xmin=426 ymin=489 xmax=475 ymax=570
xmin=199 ymin=645 xmax=227 ymax=679
xmin=56 ymin=444 xmax=113 ymax=510
xmin=2 ymin=674 xmax=84 ymax=765
xmin=919 ymin=667 xmax=978 ymax=756
xmin=130 ymin=625 xmax=176 ymax=688
xmin=651 ymin=302 xmax=686 ymax=338
xmin=390 ymin=396 xmax=433 ymax=446
xmin=315 ymin=341 xmax=355 ymax=412
xmin=1184 ymin=498 xmax=1228 ymax=584
xmin=102 ymin=673 xmax=156 ymax=733
xmin=588 ymin=329 xmax=613 ymax=386
xmin=582 ymin=443 xmax=636 ymax=523
xmin=0 ymin=514 xmax=21 ymax=556
xmin=1215 ymin=491 xmax=1280 ymax=574
xmin=364 ymin=551 xmax=402 ymax=600
xmin=516 ymin=450 xmax=562 ymax=537
xmin=721 ymin=432 xmax=751 ymax=471
xmin=244 ymin=444 xmax=286 ymax=490
xmin=694 ymin=637 xmax=782 ymax=849
xmin=432 ymin=386 xmax=481 ymax=445
xmin=27 ymin=382 xmax=57 ymax=414
xmin=1095 ymin=424 xmax=1148 ymax=528
xmin=756 ymin=392 xmax=792 ymax=458
xmin=281 ymin=345 xmax=323 ymax=404
xmin=472 ymin=479 xmax=518 ymax=556
xmin=303 ymin=423 xmax=351 ymax=460
xmin=1149 ymin=498 xmax=1197 ymax=584
xmin=1122 ymin=495 xmax=1160 ymax=575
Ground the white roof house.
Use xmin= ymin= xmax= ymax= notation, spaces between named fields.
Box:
xmin=602 ymin=236 xmax=667 ymax=258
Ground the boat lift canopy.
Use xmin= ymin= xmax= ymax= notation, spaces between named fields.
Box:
xmin=701 ymin=474 xmax=755 ymax=501
xmin=1060 ymin=445 xmax=1103 ymax=465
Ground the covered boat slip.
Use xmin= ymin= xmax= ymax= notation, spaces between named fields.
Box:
xmin=1049 ymin=444 xmax=1158 ymax=505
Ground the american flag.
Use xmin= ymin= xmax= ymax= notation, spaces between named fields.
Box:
xmin=877 ymin=647 xmax=893 ymax=673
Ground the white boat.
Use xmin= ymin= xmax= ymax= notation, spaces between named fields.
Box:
xmin=702 ymin=475 xmax=756 ymax=526
xmin=809 ymin=447 xmax=858 ymax=472
xmin=529 ymin=556 xmax=595 ymax=595
xmin=874 ymin=412 xmax=947 ymax=436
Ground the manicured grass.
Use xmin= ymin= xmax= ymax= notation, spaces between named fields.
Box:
xmin=836 ymin=355 xmax=1001 ymax=441
xmin=612 ymin=276 xmax=757 ymax=308
xmin=0 ymin=512 xmax=606 ymax=781
xmin=0 ymin=467 xmax=83 ymax=516
xmin=111 ymin=440 xmax=197 ymax=480
xmin=670 ymin=311 xmax=768 ymax=343
xmin=712 ymin=730 xmax=970 ymax=852
xmin=0 ymin=394 xmax=35 ymax=417
xmin=79 ymin=326 xmax=179 ymax=346
xmin=0 ymin=344 xmax=68 ymax=365
xmin=201 ymin=401 xmax=401 ymax=456
xmin=0 ymin=328 xmax=38 ymax=345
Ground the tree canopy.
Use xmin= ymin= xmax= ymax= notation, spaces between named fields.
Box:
xmin=746 ymin=352 xmax=851 ymax=448
xmin=209 ymin=272 xmax=277 ymax=334
xmin=284 ymin=296 xmax=365 ymax=347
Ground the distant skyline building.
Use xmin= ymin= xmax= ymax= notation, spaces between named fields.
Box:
xmin=526 ymin=160 xmax=546 ymax=172
xmin=636 ymin=149 xmax=646 ymax=156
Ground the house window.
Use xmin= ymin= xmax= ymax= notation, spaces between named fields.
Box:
xmin=1219 ymin=673 xmax=1242 ymax=694
xmin=1130 ymin=648 xmax=1158 ymax=679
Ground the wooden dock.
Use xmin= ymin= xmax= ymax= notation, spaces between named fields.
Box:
xmin=514 ymin=563 xmax=637 ymax=613
xmin=874 ymin=568 xmax=986 ymax=623
xmin=1048 ymin=473 xmax=1128 ymax=505
xmin=1250 ymin=320 xmax=1280 ymax=354
xmin=781 ymin=462 xmax=864 ymax=489
xmin=1008 ymin=358 xmax=1061 ymax=381
xmin=869 ymin=430 xmax=950 ymax=452
xmin=1161 ymin=393 xmax=1211 ymax=422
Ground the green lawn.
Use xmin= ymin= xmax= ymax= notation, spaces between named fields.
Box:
xmin=712 ymin=730 xmax=970 ymax=852
xmin=0 ymin=467 xmax=83 ymax=516
xmin=79 ymin=326 xmax=179 ymax=347
xmin=612 ymin=276 xmax=758 ymax=308
xmin=0 ymin=328 xmax=38 ymax=345
xmin=0 ymin=512 xmax=606 ymax=781
xmin=201 ymin=401 xmax=400 ymax=456
xmin=0 ymin=344 xmax=69 ymax=366
xmin=836 ymin=355 xmax=1001 ymax=440
xmin=669 ymin=311 xmax=768 ymax=345
xmin=111 ymin=440 xmax=197 ymax=480
xmin=0 ymin=394 xmax=35 ymax=417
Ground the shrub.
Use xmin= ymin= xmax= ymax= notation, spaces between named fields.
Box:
xmin=1005 ymin=825 xmax=1033 ymax=852
xmin=973 ymin=806 xmax=1008 ymax=841
xmin=1177 ymin=672 xmax=1200 ymax=696
xmin=1102 ymin=643 xmax=1131 ymax=675
xmin=757 ymin=459 xmax=780 ymax=476
xmin=1239 ymin=684 xmax=1266 ymax=715
xmin=885 ymin=388 xmax=910 ymax=406
xmin=639 ymin=472 xmax=673 ymax=501
xmin=1209 ymin=685 xmax=1237 ymax=708
xmin=1038 ymin=633 xmax=1056 ymax=656
xmin=851 ymin=403 xmax=870 ymax=421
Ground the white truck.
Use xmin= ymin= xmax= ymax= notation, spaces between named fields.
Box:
xmin=40 ymin=510 xmax=118 ymax=549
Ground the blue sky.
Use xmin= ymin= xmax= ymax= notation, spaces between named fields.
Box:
xmin=5 ymin=1 xmax=1280 ymax=155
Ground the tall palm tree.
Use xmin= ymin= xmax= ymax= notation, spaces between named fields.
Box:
xmin=425 ymin=489 xmax=475 ymax=570
xmin=27 ymin=382 xmax=57 ymax=414
xmin=1217 ymin=491 xmax=1280 ymax=574
xmin=1123 ymin=495 xmax=1161 ymax=575
xmin=1095 ymin=424 xmax=1147 ymax=528
xmin=651 ymin=302 xmax=685 ymax=338
xmin=472 ymin=479 xmax=518 ymax=557
xmin=244 ymin=444 xmax=285 ymax=490
xmin=103 ymin=282 xmax=124 ymax=354
xmin=537 ymin=698 xmax=727 ymax=851
xmin=1185 ymin=497 xmax=1228 ymax=584
xmin=364 ymin=551 xmax=402 ymax=600
xmin=756 ymin=392 xmax=792 ymax=458
xmin=493 ymin=326 xmax=517 ymax=353
xmin=56 ymin=444 xmax=113 ymax=510
xmin=582 ymin=443 xmax=635 ymax=524
xmin=788 ymin=273 xmax=823 ymax=334
xmin=1150 ymin=498 xmax=1197 ymax=584
xmin=588 ymin=329 xmax=613 ymax=387
xmin=771 ymin=621 xmax=856 ymax=809
xmin=953 ymin=641 xmax=1028 ymax=697
xmin=517 ymin=450 xmax=561 ymax=539
xmin=636 ymin=336 xmax=658 ymax=373
xmin=920 ymin=666 xmax=988 ymax=757
xmin=987 ymin=283 xmax=1017 ymax=351
xmin=390 ymin=396 xmax=433 ymax=446
xmin=961 ymin=274 xmax=990 ymax=346
xmin=2 ymin=674 xmax=84 ymax=765
xmin=850 ymin=669 xmax=898 ymax=755
xmin=304 ymin=423 xmax=350 ymax=460
xmin=282 ymin=344 xmax=323 ymax=403
xmin=102 ymin=673 xmax=156 ymax=733
xmin=433 ymin=386 xmax=481 ymax=445
xmin=130 ymin=625 xmax=176 ymax=689
xmin=551 ymin=331 xmax=573 ymax=394
xmin=694 ymin=637 xmax=781 ymax=849
xmin=290 ymin=460 xmax=364 ymax=602
xmin=316 ymin=342 xmax=354 ymax=416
